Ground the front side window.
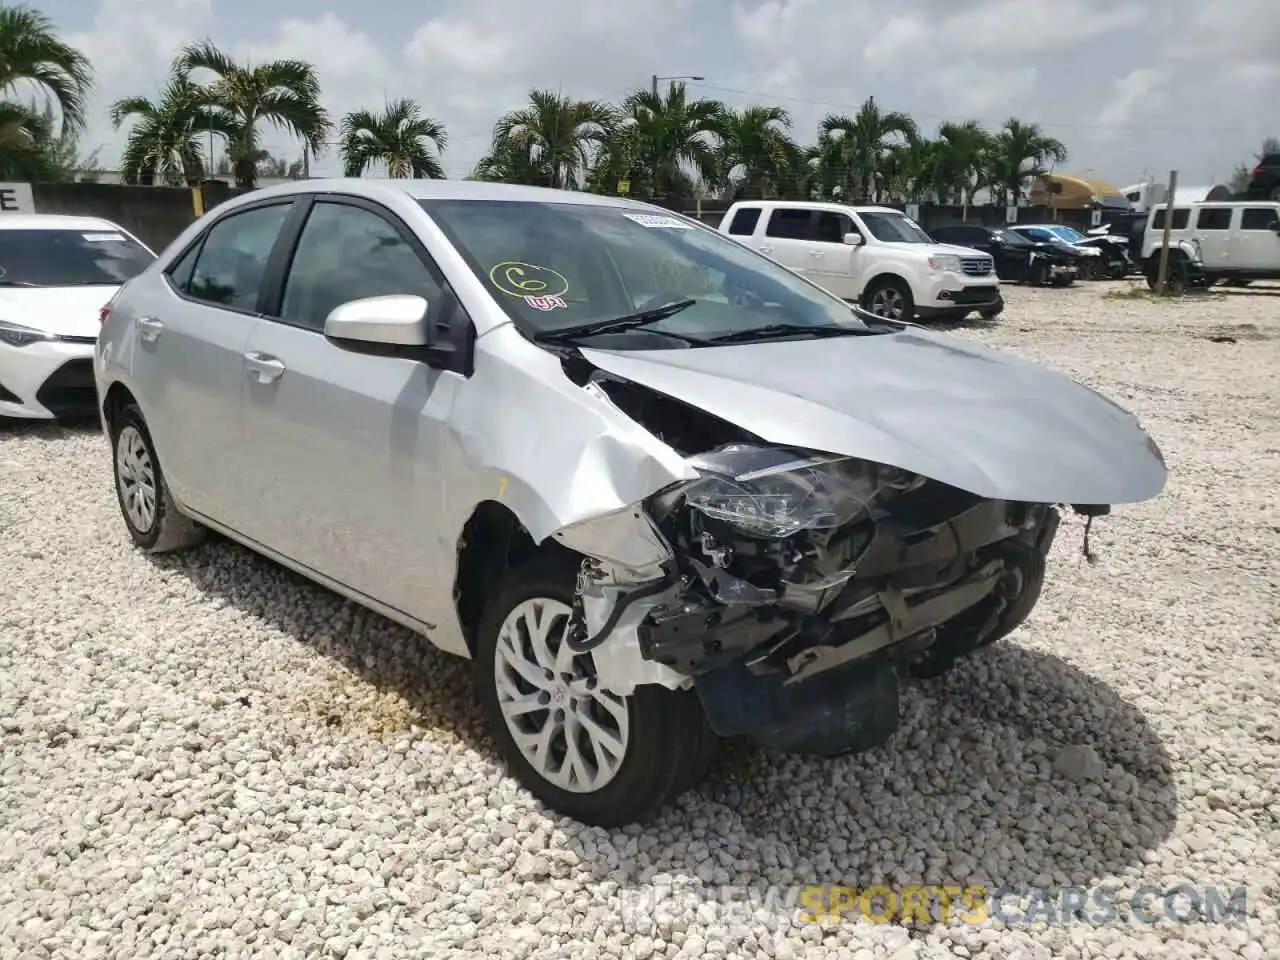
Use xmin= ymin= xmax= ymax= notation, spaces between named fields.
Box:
xmin=1151 ymin=208 xmax=1190 ymax=230
xmin=1045 ymin=226 xmax=1086 ymax=243
xmin=183 ymin=202 xmax=294 ymax=311
xmin=814 ymin=211 xmax=856 ymax=243
xmin=420 ymin=199 xmax=868 ymax=347
xmin=280 ymin=201 xmax=442 ymax=330
xmin=858 ymin=211 xmax=933 ymax=243
xmin=1241 ymin=207 xmax=1279 ymax=230
xmin=0 ymin=228 xmax=154 ymax=287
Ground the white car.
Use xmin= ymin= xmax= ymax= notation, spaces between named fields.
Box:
xmin=718 ymin=201 xmax=1002 ymax=322
xmin=1140 ymin=201 xmax=1280 ymax=288
xmin=0 ymin=214 xmax=155 ymax=421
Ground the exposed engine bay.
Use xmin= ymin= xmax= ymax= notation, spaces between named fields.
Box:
xmin=553 ymin=368 xmax=1095 ymax=757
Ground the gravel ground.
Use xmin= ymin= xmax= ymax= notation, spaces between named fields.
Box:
xmin=1 ymin=279 xmax=1278 ymax=960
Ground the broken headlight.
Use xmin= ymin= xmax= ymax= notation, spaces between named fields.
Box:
xmin=680 ymin=444 xmax=920 ymax=540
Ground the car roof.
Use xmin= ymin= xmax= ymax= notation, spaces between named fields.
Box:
xmin=233 ymin=177 xmax=660 ymax=210
xmin=1150 ymin=200 xmax=1279 ymax=210
xmin=0 ymin=213 xmax=128 ymax=231
xmin=728 ymin=199 xmax=902 ymax=215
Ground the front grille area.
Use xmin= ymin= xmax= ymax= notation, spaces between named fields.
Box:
xmin=35 ymin=358 xmax=98 ymax=418
xmin=951 ymin=286 xmax=1000 ymax=305
xmin=961 ymin=256 xmax=994 ymax=276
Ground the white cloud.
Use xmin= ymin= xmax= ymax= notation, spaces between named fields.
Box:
xmin=42 ymin=0 xmax=1280 ymax=184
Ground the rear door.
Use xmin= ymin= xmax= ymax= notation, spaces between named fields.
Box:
xmin=126 ymin=199 xmax=297 ymax=518
xmin=1233 ymin=207 xmax=1280 ymax=269
xmin=234 ymin=194 xmax=461 ymax=614
xmin=757 ymin=207 xmax=815 ymax=274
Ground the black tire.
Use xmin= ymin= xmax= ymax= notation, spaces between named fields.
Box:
xmin=1078 ymin=259 xmax=1099 ymax=281
xmin=1031 ymin=261 xmax=1050 ymax=286
xmin=476 ymin=553 xmax=713 ymax=826
xmin=108 ymin=403 xmax=205 ymax=553
xmin=979 ymin=303 xmax=1003 ymax=320
xmin=861 ymin=277 xmax=914 ymax=321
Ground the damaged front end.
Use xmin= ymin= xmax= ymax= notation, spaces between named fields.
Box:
xmin=554 ymin=443 xmax=1066 ymax=758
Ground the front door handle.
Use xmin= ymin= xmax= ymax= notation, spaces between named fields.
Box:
xmin=137 ymin=317 xmax=164 ymax=343
xmin=809 ymin=250 xmax=825 ymax=257
xmin=244 ymin=352 xmax=286 ymax=384
xmin=758 ymin=245 xmax=774 ymax=254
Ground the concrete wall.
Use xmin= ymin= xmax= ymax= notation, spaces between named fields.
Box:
xmin=31 ymin=182 xmax=244 ymax=253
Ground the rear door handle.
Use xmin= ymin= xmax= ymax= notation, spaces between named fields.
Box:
xmin=137 ymin=317 xmax=164 ymax=343
xmin=809 ymin=250 xmax=825 ymax=257
xmin=244 ymin=352 xmax=286 ymax=384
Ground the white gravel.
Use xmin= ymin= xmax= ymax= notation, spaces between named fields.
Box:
xmin=2 ymin=280 xmax=1278 ymax=959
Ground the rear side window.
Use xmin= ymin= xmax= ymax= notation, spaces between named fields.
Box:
xmin=1151 ymin=208 xmax=1190 ymax=230
xmin=1241 ymin=208 xmax=1279 ymax=230
xmin=725 ymin=207 xmax=761 ymax=236
xmin=182 ymin=202 xmax=294 ymax=311
xmin=1195 ymin=208 xmax=1232 ymax=230
xmin=764 ymin=209 xmax=813 ymax=240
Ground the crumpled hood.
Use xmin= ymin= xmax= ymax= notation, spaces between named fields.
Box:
xmin=0 ymin=286 xmax=117 ymax=338
xmin=580 ymin=328 xmax=1167 ymax=506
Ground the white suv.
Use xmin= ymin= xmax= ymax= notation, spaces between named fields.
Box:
xmin=719 ymin=201 xmax=1002 ymax=321
xmin=1140 ymin=201 xmax=1280 ymax=288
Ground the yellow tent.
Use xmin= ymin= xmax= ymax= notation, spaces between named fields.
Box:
xmin=1029 ymin=173 xmax=1128 ymax=209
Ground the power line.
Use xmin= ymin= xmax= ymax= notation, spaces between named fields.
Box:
xmin=685 ymin=81 xmax=1263 ymax=135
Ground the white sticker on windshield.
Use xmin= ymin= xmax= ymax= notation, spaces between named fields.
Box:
xmin=623 ymin=213 xmax=693 ymax=229
xmin=83 ymin=232 xmax=126 ymax=242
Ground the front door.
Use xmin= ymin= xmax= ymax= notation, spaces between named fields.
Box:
xmin=235 ymin=196 xmax=461 ymax=615
xmin=809 ymin=210 xmax=861 ymax=298
xmin=126 ymin=200 xmax=297 ymax=518
xmin=1233 ymin=207 xmax=1280 ymax=270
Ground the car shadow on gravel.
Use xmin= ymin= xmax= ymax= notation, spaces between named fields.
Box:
xmin=154 ymin=540 xmax=1177 ymax=925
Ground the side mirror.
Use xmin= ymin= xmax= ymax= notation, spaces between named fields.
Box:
xmin=324 ymin=294 xmax=428 ymax=346
xmin=842 ymin=232 xmax=864 ymax=246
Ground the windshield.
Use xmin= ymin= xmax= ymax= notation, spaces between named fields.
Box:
xmin=992 ymin=229 xmax=1036 ymax=248
xmin=1044 ymin=225 xmax=1086 ymax=243
xmin=420 ymin=200 xmax=870 ymax=345
xmin=0 ymin=228 xmax=154 ymax=286
xmin=859 ymin=211 xmax=934 ymax=244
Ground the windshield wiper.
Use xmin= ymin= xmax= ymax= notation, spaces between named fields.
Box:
xmin=0 ymin=280 xmax=39 ymax=287
xmin=534 ymin=298 xmax=699 ymax=344
xmin=702 ymin=322 xmax=886 ymax=345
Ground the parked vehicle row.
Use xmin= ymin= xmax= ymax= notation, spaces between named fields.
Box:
xmin=927 ymin=224 xmax=1080 ymax=287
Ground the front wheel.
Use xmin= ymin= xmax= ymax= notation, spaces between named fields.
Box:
xmin=861 ymin=278 xmax=914 ymax=321
xmin=476 ymin=555 xmax=715 ymax=826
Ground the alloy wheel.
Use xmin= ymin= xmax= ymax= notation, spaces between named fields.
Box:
xmin=869 ymin=286 xmax=905 ymax=319
xmin=115 ymin=425 xmax=157 ymax=533
xmin=492 ymin=598 xmax=631 ymax=793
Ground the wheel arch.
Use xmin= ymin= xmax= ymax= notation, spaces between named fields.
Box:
xmin=101 ymin=380 xmax=139 ymax=429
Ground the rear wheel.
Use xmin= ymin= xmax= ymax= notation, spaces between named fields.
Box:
xmin=109 ymin=404 xmax=205 ymax=553
xmin=861 ymin=278 xmax=914 ymax=321
xmin=476 ymin=554 xmax=713 ymax=826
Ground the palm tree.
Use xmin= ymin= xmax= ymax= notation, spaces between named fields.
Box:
xmin=718 ymin=105 xmax=797 ymax=200
xmin=339 ymin=99 xmax=447 ymax=179
xmin=0 ymin=6 xmax=92 ymax=131
xmin=111 ymin=70 xmax=233 ymax=186
xmin=174 ymin=40 xmax=331 ymax=190
xmin=490 ymin=89 xmax=616 ymax=190
xmin=881 ymin=134 xmax=940 ymax=203
xmin=819 ymin=98 xmax=917 ymax=202
xmin=989 ymin=118 xmax=1068 ymax=205
xmin=0 ymin=100 xmax=54 ymax=179
xmin=472 ymin=137 xmax=550 ymax=185
xmin=617 ymin=83 xmax=723 ymax=200
xmin=933 ymin=120 xmax=993 ymax=214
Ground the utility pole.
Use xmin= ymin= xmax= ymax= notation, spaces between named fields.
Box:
xmin=1155 ymin=169 xmax=1178 ymax=295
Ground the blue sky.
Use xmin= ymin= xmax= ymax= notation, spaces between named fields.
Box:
xmin=43 ymin=0 xmax=1280 ymax=187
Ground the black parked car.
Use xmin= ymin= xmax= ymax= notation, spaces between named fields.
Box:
xmin=929 ymin=224 xmax=1079 ymax=286
xmin=1247 ymin=153 xmax=1280 ymax=200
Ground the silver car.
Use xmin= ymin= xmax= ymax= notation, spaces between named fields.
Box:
xmin=94 ymin=179 xmax=1167 ymax=825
